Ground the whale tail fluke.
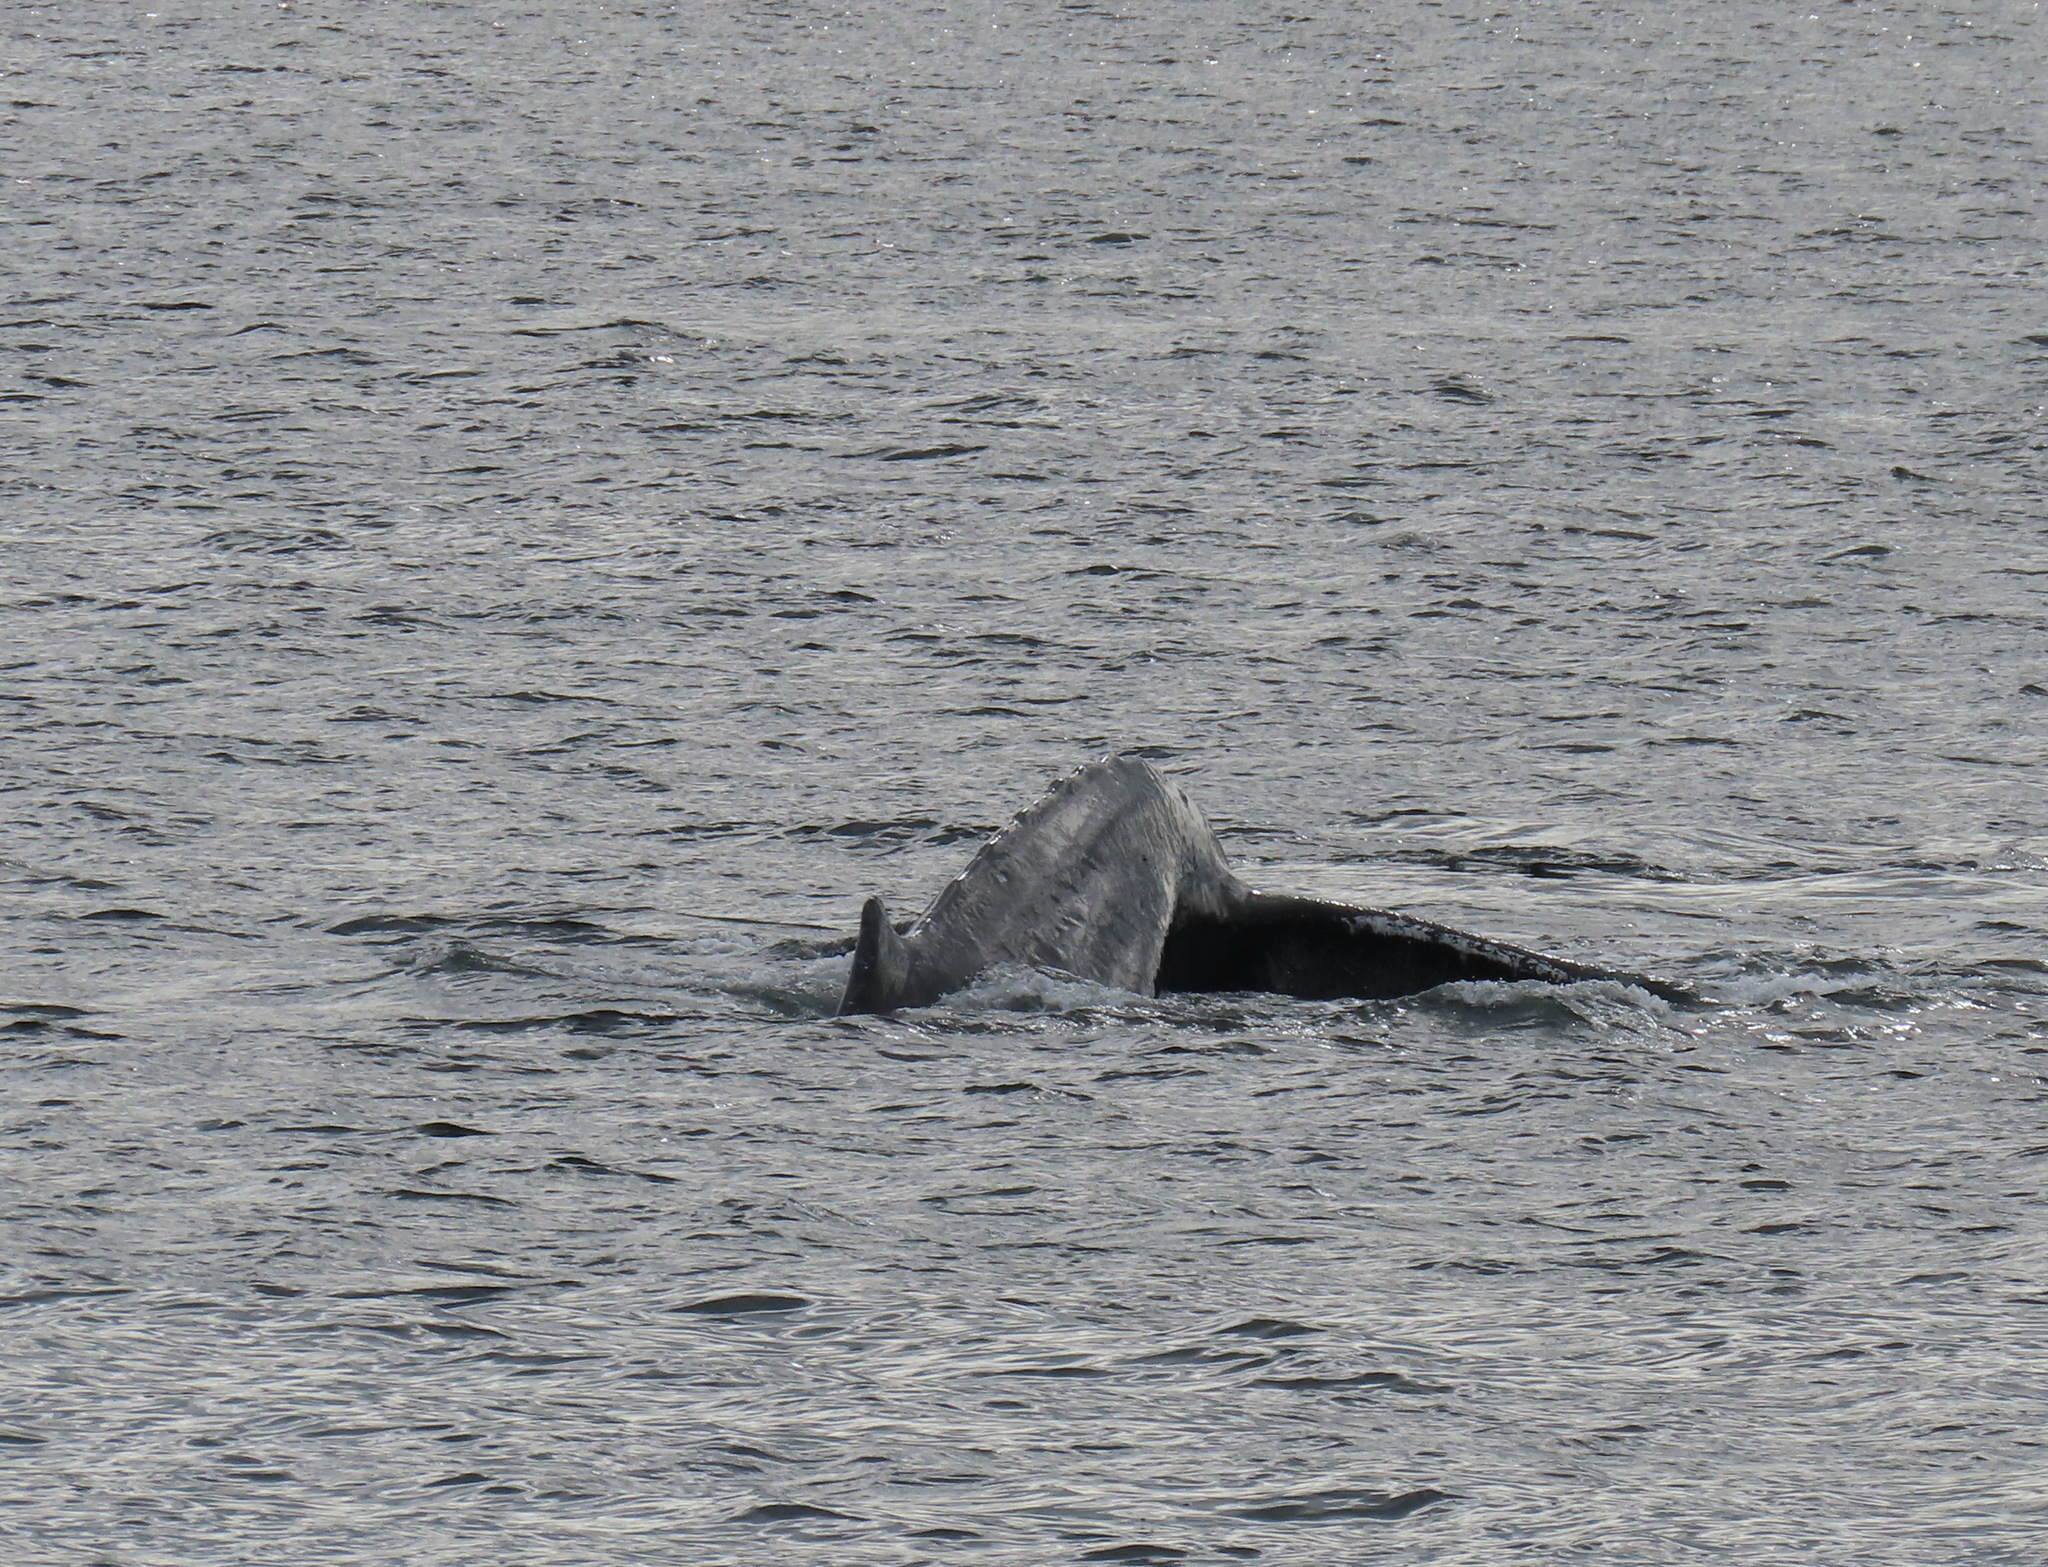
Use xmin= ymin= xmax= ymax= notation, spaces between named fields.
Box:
xmin=831 ymin=758 xmax=1697 ymax=1015
xmin=841 ymin=896 xmax=913 ymax=1015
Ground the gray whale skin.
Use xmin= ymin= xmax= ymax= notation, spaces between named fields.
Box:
xmin=838 ymin=755 xmax=1688 ymax=1015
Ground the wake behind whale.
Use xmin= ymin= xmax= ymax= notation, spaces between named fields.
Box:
xmin=839 ymin=756 xmax=1690 ymax=1015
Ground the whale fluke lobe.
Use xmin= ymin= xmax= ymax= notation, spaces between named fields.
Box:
xmin=836 ymin=756 xmax=1688 ymax=1015
xmin=841 ymin=896 xmax=914 ymax=1017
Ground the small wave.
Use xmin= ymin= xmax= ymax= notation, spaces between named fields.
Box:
xmin=329 ymin=914 xmax=459 ymax=937
xmin=711 ymin=952 xmax=854 ymax=1018
xmin=1224 ymin=1485 xmax=1454 ymax=1522
xmin=1337 ymin=843 xmax=1692 ymax=882
xmin=404 ymin=941 xmax=562 ymax=979
xmin=198 ymin=524 xmax=352 ymax=554
xmin=1700 ymin=963 xmax=1924 ymax=1009
xmin=1422 ymin=975 xmax=1683 ymax=1022
xmin=945 ymin=963 xmax=1147 ymax=1015
xmin=782 ymin=817 xmax=990 ymax=851
xmin=388 ymin=1007 xmax=681 ymax=1037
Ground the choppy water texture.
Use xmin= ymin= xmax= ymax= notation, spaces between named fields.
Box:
xmin=5 ymin=0 xmax=2048 ymax=1561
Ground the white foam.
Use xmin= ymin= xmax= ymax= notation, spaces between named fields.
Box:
xmin=942 ymin=962 xmax=1145 ymax=1015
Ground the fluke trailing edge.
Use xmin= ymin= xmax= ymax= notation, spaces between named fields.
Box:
xmin=837 ymin=756 xmax=1690 ymax=1015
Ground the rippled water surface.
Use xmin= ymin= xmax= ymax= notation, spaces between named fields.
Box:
xmin=6 ymin=1 xmax=2047 ymax=1562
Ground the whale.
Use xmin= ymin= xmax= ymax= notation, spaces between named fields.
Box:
xmin=837 ymin=755 xmax=1690 ymax=1014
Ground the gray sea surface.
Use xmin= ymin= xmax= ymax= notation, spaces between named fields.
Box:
xmin=5 ymin=1 xmax=2047 ymax=1562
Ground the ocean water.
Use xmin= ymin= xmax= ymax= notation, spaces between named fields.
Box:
xmin=4 ymin=1 xmax=2046 ymax=1562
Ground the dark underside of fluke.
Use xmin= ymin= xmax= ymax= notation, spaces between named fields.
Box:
xmin=835 ymin=756 xmax=1691 ymax=1016
xmin=1151 ymin=896 xmax=1595 ymax=1001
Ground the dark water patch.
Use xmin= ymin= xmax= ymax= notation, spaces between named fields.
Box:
xmin=334 ymin=1284 xmax=517 ymax=1304
xmin=1094 ymin=1062 xmax=1208 ymax=1083
xmin=545 ymin=1153 xmax=676 ymax=1184
xmin=450 ymin=1009 xmax=677 ymax=1035
xmin=656 ymin=819 xmax=774 ymax=841
xmin=675 ymin=1294 xmax=812 ymax=1317
xmin=1372 ymin=844 xmax=1691 ymax=881
xmin=1411 ymin=1257 xmax=1525 ymax=1276
xmin=328 ymin=914 xmax=459 ymax=937
xmin=0 ymin=1286 xmax=134 ymax=1309
xmin=1222 ymin=1317 xmax=1321 ymax=1339
xmin=1226 ymin=1486 xmax=1454 ymax=1521
xmin=976 ymin=1363 xmax=1112 ymax=1379
xmin=845 ymin=443 xmax=989 ymax=462
xmin=1578 ymin=1246 xmax=1725 ymax=1272
xmin=785 ymin=818 xmax=988 ymax=850
xmin=1431 ymin=375 xmax=1492 ymax=404
xmin=1252 ymin=1371 xmax=1448 ymax=1394
xmin=475 ymin=1350 xmax=605 ymax=1375
xmin=388 ymin=1188 xmax=516 ymax=1207
xmin=735 ymin=1502 xmax=863 ymax=1523
xmin=1129 ymin=1346 xmax=1269 ymax=1369
xmin=1147 ymin=1039 xmax=1273 ymax=1059
xmin=199 ymin=525 xmax=352 ymax=554
xmin=418 ymin=1322 xmax=511 ymax=1341
xmin=407 ymin=944 xmax=559 ymax=978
